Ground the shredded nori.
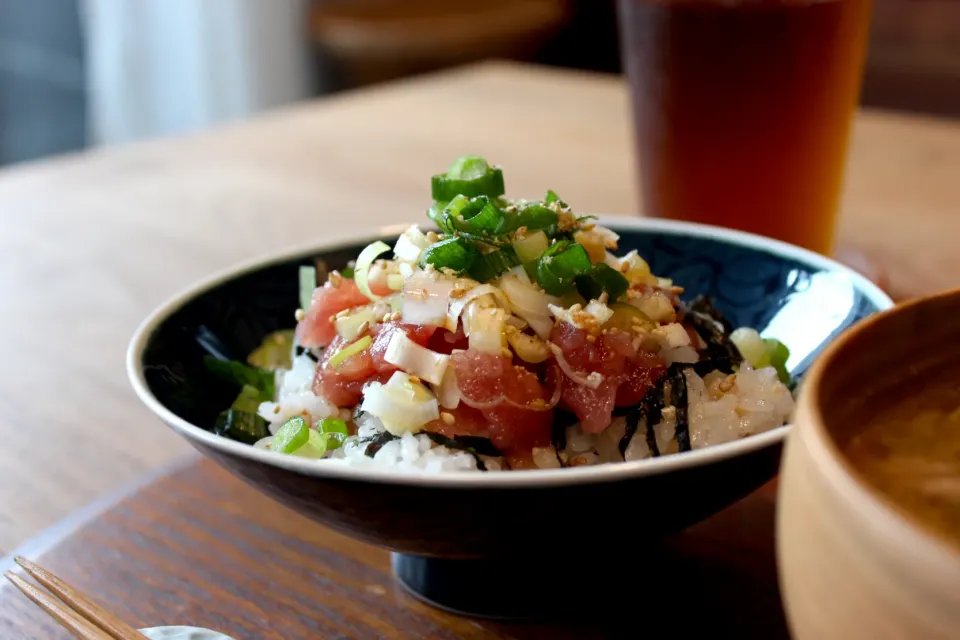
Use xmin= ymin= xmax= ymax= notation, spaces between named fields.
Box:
xmin=363 ymin=430 xmax=399 ymax=457
xmin=682 ymin=295 xmax=743 ymax=366
xmin=550 ymin=409 xmax=580 ymax=467
xmin=424 ymin=432 xmax=501 ymax=471
xmin=618 ymin=296 xmax=742 ymax=459
xmin=671 ymin=366 xmax=691 ymax=452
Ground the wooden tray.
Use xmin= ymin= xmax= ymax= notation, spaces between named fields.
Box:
xmin=0 ymin=459 xmax=789 ymax=639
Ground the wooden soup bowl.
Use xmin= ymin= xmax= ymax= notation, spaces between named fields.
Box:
xmin=778 ymin=288 xmax=960 ymax=639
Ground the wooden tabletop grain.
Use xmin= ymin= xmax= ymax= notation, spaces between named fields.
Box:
xmin=1 ymin=60 xmax=959 ymax=558
xmin=0 ymin=459 xmax=788 ymax=639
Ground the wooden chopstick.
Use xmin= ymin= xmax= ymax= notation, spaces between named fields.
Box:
xmin=4 ymin=571 xmax=111 ymax=639
xmin=8 ymin=556 xmax=144 ymax=640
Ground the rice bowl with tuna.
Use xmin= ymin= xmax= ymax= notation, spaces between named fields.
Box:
xmin=205 ymin=156 xmax=797 ymax=472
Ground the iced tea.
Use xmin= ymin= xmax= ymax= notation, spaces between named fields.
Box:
xmin=618 ymin=0 xmax=872 ymax=254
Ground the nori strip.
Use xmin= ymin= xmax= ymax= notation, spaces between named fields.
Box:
xmin=644 ymin=380 xmax=665 ymax=457
xmin=363 ymin=430 xmax=398 ymax=457
xmin=550 ymin=409 xmax=580 ymax=467
xmin=672 ymin=367 xmax=691 ymax=452
xmin=424 ymin=432 xmax=502 ymax=471
xmin=618 ymin=360 xmax=724 ymax=457
xmin=682 ymin=295 xmax=743 ymax=365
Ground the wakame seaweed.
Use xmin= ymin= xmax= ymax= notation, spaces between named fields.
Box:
xmin=424 ymin=432 xmax=502 ymax=471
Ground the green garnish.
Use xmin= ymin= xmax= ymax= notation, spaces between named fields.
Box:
xmin=535 ymin=240 xmax=592 ymax=295
xmin=513 ymin=203 xmax=558 ymax=233
xmin=762 ymin=338 xmax=791 ymax=384
xmin=247 ymin=329 xmax=295 ymax=370
xmin=231 ymin=384 xmax=263 ymax=413
xmin=272 ymin=416 xmax=310 ymax=454
xmin=328 ymin=335 xmax=373 ymax=369
xmin=544 ymin=190 xmax=565 ymax=207
xmin=575 ymin=262 xmax=630 ymax=303
xmin=431 ymin=155 xmax=506 ymax=202
xmin=299 ymin=265 xmax=316 ymax=312
xmin=204 ymin=356 xmax=275 ymax=401
xmin=317 ymin=417 xmax=349 ymax=450
xmin=468 ymin=246 xmax=520 ymax=282
xmin=419 ymin=236 xmax=478 ymax=274
xmin=214 ymin=409 xmax=268 ymax=445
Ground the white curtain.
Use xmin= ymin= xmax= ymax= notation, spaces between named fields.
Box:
xmin=80 ymin=0 xmax=314 ymax=146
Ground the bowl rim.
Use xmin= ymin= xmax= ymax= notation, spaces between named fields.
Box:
xmin=795 ymin=286 xmax=960 ymax=563
xmin=126 ymin=215 xmax=893 ymax=488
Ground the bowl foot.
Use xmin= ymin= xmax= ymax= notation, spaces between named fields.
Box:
xmin=391 ymin=552 xmax=632 ymax=620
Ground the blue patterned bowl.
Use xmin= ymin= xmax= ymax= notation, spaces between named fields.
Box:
xmin=127 ymin=217 xmax=891 ymax=616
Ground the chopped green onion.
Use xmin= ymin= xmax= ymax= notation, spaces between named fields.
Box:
xmin=514 ymin=204 xmax=558 ymax=232
xmin=763 ymin=338 xmax=791 ymax=384
xmin=231 ymin=384 xmax=263 ymax=413
xmin=419 ymin=236 xmax=477 ymax=274
xmin=730 ymin=327 xmax=767 ymax=367
xmin=272 ymin=416 xmax=310 ymax=454
xmin=247 ymin=329 xmax=295 ymax=371
xmin=544 ymin=190 xmax=565 ymax=206
xmin=335 ymin=306 xmax=377 ymax=341
xmin=456 ymin=196 xmax=506 ymax=235
xmin=328 ymin=335 xmax=373 ymax=369
xmin=203 ymin=356 xmax=275 ymax=401
xmin=575 ymin=263 xmax=630 ymax=303
xmin=431 ymin=155 xmax=506 ymax=202
xmin=317 ymin=417 xmax=349 ymax=450
xmin=730 ymin=329 xmax=791 ymax=384
xmin=427 ymin=201 xmax=448 ymax=228
xmin=535 ymin=240 xmax=592 ymax=295
xmin=299 ymin=265 xmax=316 ymax=312
xmin=340 ymin=266 xmax=355 ymax=279
xmin=354 ymin=240 xmax=391 ymax=301
xmin=468 ymin=246 xmax=519 ymax=282
xmin=214 ymin=409 xmax=269 ymax=445
xmin=513 ymin=230 xmax=549 ymax=262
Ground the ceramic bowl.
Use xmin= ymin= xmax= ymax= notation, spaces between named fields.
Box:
xmin=777 ymin=288 xmax=960 ymax=640
xmin=128 ymin=216 xmax=891 ymax=616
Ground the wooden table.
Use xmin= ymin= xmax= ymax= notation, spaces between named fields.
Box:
xmin=0 ymin=459 xmax=788 ymax=639
xmin=0 ymin=59 xmax=958 ymax=564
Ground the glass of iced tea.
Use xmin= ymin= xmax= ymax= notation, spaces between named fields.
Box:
xmin=617 ymin=0 xmax=873 ymax=256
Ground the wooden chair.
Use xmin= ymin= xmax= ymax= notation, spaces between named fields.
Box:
xmin=309 ymin=0 xmax=570 ymax=88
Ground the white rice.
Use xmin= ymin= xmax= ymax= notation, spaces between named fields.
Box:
xmin=256 ymin=355 xmax=337 ymax=434
xmin=541 ymin=363 xmax=795 ymax=469
xmin=256 ymin=356 xmax=793 ymax=474
xmin=328 ymin=415 xmax=503 ymax=472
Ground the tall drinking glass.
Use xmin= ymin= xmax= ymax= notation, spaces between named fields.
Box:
xmin=617 ymin=0 xmax=873 ymax=256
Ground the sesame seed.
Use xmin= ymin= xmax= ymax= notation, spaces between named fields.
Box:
xmin=441 ymin=412 xmax=455 ymax=425
xmin=356 ymin=321 xmax=370 ymax=335
xmin=409 ymin=375 xmax=421 ymax=384
xmin=426 ymin=231 xmax=439 ymax=243
xmin=273 ymin=406 xmax=281 ymax=414
xmin=382 ymin=313 xmax=392 ymax=323
xmin=329 ymin=272 xmax=342 ymax=288
xmin=450 ymin=288 xmax=467 ymax=299
xmin=391 ymin=312 xmax=402 ymax=321
xmin=295 ymin=309 xmax=306 ymax=321
xmin=586 ymin=335 xmax=597 ymax=343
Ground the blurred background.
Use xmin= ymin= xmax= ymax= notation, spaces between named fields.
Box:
xmin=1 ymin=0 xmax=958 ymax=167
